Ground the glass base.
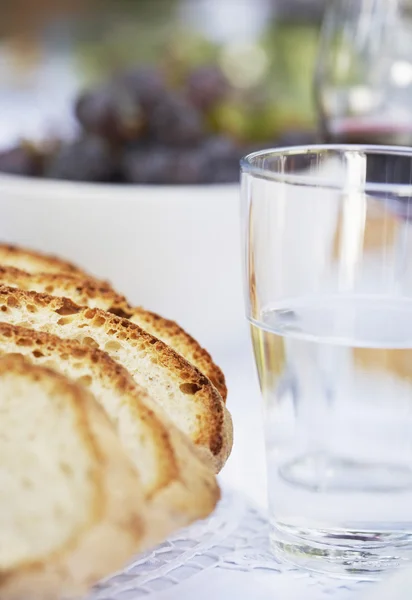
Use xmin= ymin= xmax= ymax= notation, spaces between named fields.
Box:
xmin=270 ymin=521 xmax=412 ymax=580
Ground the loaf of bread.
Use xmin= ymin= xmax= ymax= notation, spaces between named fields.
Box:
xmin=0 ymin=242 xmax=233 ymax=598
xmin=0 ymin=284 xmax=232 ymax=471
xmin=0 ymin=354 xmax=169 ymax=600
xmin=0 ymin=246 xmax=227 ymax=399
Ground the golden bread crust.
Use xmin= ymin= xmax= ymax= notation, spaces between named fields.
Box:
xmin=0 ymin=285 xmax=232 ymax=471
xmin=0 ymin=263 xmax=227 ymax=399
xmin=0 ymin=322 xmax=220 ymax=525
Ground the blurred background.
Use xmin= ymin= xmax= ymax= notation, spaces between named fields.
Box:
xmin=0 ymin=0 xmax=324 ymax=157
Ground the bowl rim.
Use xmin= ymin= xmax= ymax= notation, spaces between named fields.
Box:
xmin=0 ymin=172 xmax=239 ymax=200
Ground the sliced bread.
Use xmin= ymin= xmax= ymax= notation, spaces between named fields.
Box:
xmin=0 ymin=259 xmax=227 ymax=400
xmin=0 ymin=243 xmax=85 ymax=276
xmin=0 ymin=322 xmax=219 ymax=527
xmin=0 ymin=285 xmax=232 ymax=472
xmin=0 ymin=354 xmax=164 ymax=600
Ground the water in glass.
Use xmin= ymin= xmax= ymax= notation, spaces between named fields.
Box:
xmin=251 ymin=295 xmax=412 ymax=575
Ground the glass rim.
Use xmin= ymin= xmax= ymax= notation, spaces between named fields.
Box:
xmin=240 ymin=144 xmax=412 ymax=195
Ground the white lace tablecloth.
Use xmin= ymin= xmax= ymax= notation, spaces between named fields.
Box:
xmin=89 ymin=489 xmax=375 ymax=600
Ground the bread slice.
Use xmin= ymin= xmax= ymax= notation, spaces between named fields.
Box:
xmin=0 ymin=260 xmax=227 ymax=400
xmin=0 ymin=322 xmax=219 ymax=528
xmin=130 ymin=308 xmax=227 ymax=400
xmin=0 ymin=243 xmax=85 ymax=276
xmin=0 ymin=354 xmax=165 ymax=600
xmin=0 ymin=285 xmax=232 ymax=472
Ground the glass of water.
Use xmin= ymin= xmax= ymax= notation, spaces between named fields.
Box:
xmin=241 ymin=145 xmax=412 ymax=578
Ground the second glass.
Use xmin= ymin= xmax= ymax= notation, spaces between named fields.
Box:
xmin=242 ymin=145 xmax=412 ymax=578
xmin=315 ymin=0 xmax=412 ymax=146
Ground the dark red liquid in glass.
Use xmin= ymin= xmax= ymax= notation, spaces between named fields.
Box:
xmin=325 ymin=118 xmax=412 ymax=147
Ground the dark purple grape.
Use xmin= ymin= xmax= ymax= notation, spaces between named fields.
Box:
xmin=0 ymin=144 xmax=43 ymax=177
xmin=75 ymin=87 xmax=116 ymax=137
xmin=122 ymin=146 xmax=176 ymax=184
xmin=116 ymin=66 xmax=166 ymax=110
xmin=45 ymin=136 xmax=116 ymax=182
xmin=172 ymin=137 xmax=242 ymax=184
xmin=173 ymin=150 xmax=210 ymax=184
xmin=148 ymin=94 xmax=205 ymax=147
xmin=75 ymin=85 xmax=144 ymax=142
xmin=209 ymin=163 xmax=240 ymax=183
xmin=201 ymin=135 xmax=244 ymax=182
xmin=187 ymin=66 xmax=229 ymax=111
xmin=202 ymin=135 xmax=242 ymax=163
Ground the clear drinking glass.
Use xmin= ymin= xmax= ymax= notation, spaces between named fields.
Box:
xmin=315 ymin=0 xmax=412 ymax=145
xmin=241 ymin=144 xmax=412 ymax=578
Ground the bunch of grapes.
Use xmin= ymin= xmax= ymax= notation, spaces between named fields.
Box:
xmin=0 ymin=64 xmax=315 ymax=184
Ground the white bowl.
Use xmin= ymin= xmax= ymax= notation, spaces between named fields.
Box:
xmin=0 ymin=175 xmax=245 ymax=353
